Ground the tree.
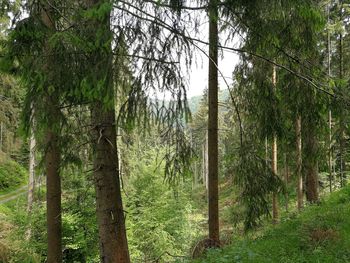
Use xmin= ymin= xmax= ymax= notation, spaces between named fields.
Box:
xmin=80 ymin=1 xmax=130 ymax=261
xmin=208 ymin=0 xmax=220 ymax=243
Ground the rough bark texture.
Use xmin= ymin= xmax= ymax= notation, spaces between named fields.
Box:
xmin=40 ymin=5 xmax=62 ymax=263
xmin=208 ymin=0 xmax=220 ymax=243
xmin=91 ymin=103 xmax=130 ymax=263
xmin=327 ymin=9 xmax=333 ymax=192
xmin=271 ymin=65 xmax=279 ymax=223
xmin=339 ymin=31 xmax=346 ymax=187
xmin=272 ymin=135 xmax=278 ymax=223
xmin=27 ymin=123 xmax=36 ymax=213
xmin=26 ymin=116 xmax=36 ymax=240
xmin=328 ymin=110 xmax=333 ymax=193
xmin=296 ymin=116 xmax=303 ymax=210
xmin=284 ymin=153 xmax=289 ymax=212
xmin=85 ymin=0 xmax=130 ymax=261
xmin=45 ymin=130 xmax=62 ymax=263
xmin=304 ymin=119 xmax=319 ymax=203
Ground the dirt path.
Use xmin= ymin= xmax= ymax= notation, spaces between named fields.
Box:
xmin=0 ymin=185 xmax=28 ymax=204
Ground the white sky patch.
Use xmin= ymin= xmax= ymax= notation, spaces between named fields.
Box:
xmin=187 ymin=24 xmax=240 ymax=98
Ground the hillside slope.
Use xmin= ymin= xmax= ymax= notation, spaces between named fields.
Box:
xmin=195 ymin=186 xmax=350 ymax=263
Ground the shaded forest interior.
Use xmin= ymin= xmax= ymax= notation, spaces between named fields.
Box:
xmin=1 ymin=0 xmax=350 ymax=262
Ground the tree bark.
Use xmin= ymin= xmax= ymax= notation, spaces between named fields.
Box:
xmin=284 ymin=153 xmax=289 ymax=212
xmin=272 ymin=66 xmax=279 ymax=224
xmin=208 ymin=0 xmax=220 ymax=243
xmin=327 ymin=5 xmax=333 ymax=193
xmin=339 ymin=27 xmax=346 ymax=187
xmin=27 ymin=108 xmax=36 ymax=214
xmin=45 ymin=129 xmax=62 ymax=263
xmin=39 ymin=5 xmax=62 ymax=263
xmin=91 ymin=103 xmax=130 ymax=263
xmin=26 ymin=109 xmax=36 ymax=240
xmin=304 ymin=119 xmax=319 ymax=203
xmin=296 ymin=116 xmax=303 ymax=211
xmin=0 ymin=122 xmax=3 ymax=152
xmin=84 ymin=0 xmax=130 ymax=262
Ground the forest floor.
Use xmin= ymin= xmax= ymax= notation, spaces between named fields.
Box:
xmin=192 ymin=185 xmax=350 ymax=263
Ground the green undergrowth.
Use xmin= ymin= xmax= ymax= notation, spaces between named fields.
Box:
xmin=0 ymin=157 xmax=27 ymax=195
xmin=193 ymin=186 xmax=350 ymax=263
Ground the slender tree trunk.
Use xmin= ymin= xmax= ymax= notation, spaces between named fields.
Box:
xmin=296 ymin=116 xmax=303 ymax=211
xmin=0 ymin=122 xmax=3 ymax=152
xmin=39 ymin=6 xmax=62 ymax=263
xmin=284 ymin=153 xmax=289 ymax=212
xmin=27 ymin=109 xmax=36 ymax=214
xmin=208 ymin=0 xmax=220 ymax=243
xmin=26 ymin=110 xmax=36 ymax=240
xmin=205 ymin=132 xmax=209 ymax=192
xmin=304 ymin=120 xmax=319 ymax=203
xmin=91 ymin=103 xmax=130 ymax=263
xmin=339 ymin=29 xmax=346 ymax=187
xmin=272 ymin=66 xmax=279 ymax=224
xmin=45 ymin=129 xmax=62 ymax=263
xmin=85 ymin=0 xmax=130 ymax=261
xmin=328 ymin=94 xmax=332 ymax=192
xmin=327 ymin=5 xmax=333 ymax=193
xmin=202 ymin=142 xmax=206 ymax=186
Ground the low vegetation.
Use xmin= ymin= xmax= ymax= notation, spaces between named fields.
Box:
xmin=194 ymin=186 xmax=350 ymax=263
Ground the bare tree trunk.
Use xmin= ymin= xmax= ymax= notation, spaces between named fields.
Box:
xmin=0 ymin=122 xmax=3 ymax=152
xmin=202 ymin=142 xmax=206 ymax=187
xmin=27 ymin=109 xmax=36 ymax=214
xmin=208 ymin=0 xmax=220 ymax=243
xmin=327 ymin=5 xmax=333 ymax=193
xmin=304 ymin=120 xmax=319 ymax=203
xmin=328 ymin=110 xmax=333 ymax=192
xmin=284 ymin=153 xmax=289 ymax=212
xmin=39 ymin=6 xmax=62 ymax=263
xmin=339 ymin=29 xmax=346 ymax=187
xmin=91 ymin=103 xmax=130 ymax=263
xmin=45 ymin=129 xmax=62 ymax=263
xmin=272 ymin=66 xmax=279 ymax=224
xmin=26 ymin=109 xmax=36 ymax=240
xmin=296 ymin=116 xmax=303 ymax=211
xmin=85 ymin=0 xmax=130 ymax=261
xmin=205 ymin=132 xmax=209 ymax=193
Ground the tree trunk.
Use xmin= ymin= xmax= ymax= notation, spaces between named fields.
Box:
xmin=84 ymin=0 xmax=130 ymax=261
xmin=272 ymin=66 xmax=279 ymax=224
xmin=45 ymin=129 xmax=62 ymax=263
xmin=0 ymin=122 xmax=3 ymax=152
xmin=328 ymin=110 xmax=333 ymax=192
xmin=284 ymin=153 xmax=289 ymax=212
xmin=296 ymin=116 xmax=303 ymax=210
xmin=27 ymin=109 xmax=36 ymax=214
xmin=91 ymin=103 xmax=130 ymax=263
xmin=327 ymin=6 xmax=333 ymax=193
xmin=26 ymin=110 xmax=36 ymax=240
xmin=272 ymin=135 xmax=278 ymax=223
xmin=339 ymin=29 xmax=346 ymax=187
xmin=208 ymin=0 xmax=220 ymax=243
xmin=304 ymin=119 xmax=319 ymax=203
xmin=205 ymin=132 xmax=209 ymax=192
xmin=39 ymin=6 xmax=62 ymax=263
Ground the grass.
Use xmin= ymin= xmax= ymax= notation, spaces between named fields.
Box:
xmin=0 ymin=159 xmax=27 ymax=195
xmin=193 ymin=185 xmax=350 ymax=263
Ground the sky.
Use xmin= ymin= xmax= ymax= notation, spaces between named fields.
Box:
xmin=185 ymin=24 xmax=241 ymax=98
xmin=187 ymin=47 xmax=240 ymax=98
